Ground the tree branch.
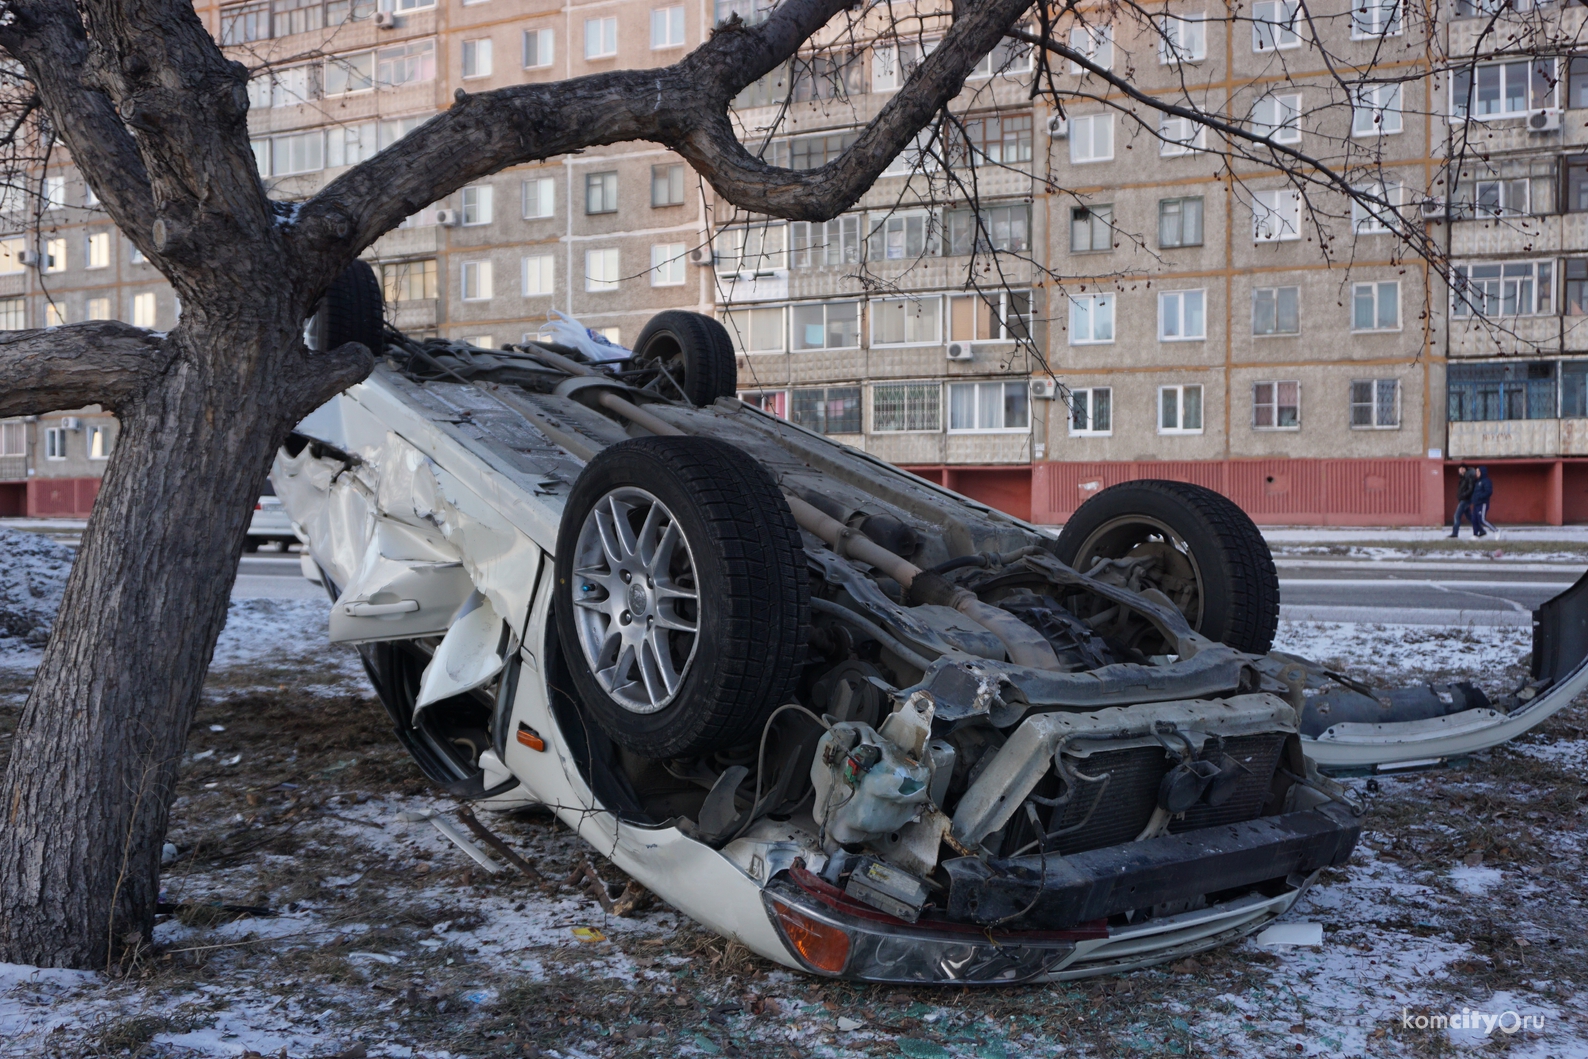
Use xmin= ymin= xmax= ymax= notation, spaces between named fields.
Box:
xmin=0 ymin=322 xmax=174 ymax=418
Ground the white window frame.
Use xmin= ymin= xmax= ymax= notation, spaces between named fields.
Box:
xmin=1067 ymin=24 xmax=1113 ymax=73
xmin=1450 ymin=261 xmax=1552 ymax=317
xmin=1252 ymin=285 xmax=1301 ymax=336
xmin=521 ymin=254 xmax=555 ymax=296
xmin=585 ymin=248 xmax=620 ymax=292
xmin=585 ymin=17 xmax=618 ymax=59
xmin=460 ymin=185 xmax=493 ymax=226
xmin=650 ymin=243 xmax=686 ymax=286
xmin=1070 ymin=204 xmax=1113 ymax=253
xmin=1351 ymin=0 xmax=1401 ymax=39
xmin=1158 ymin=289 xmax=1207 ymax=341
xmin=1350 ymin=378 xmax=1401 ymax=429
xmin=1450 ymin=59 xmax=1556 ymax=121
xmin=871 ymin=381 xmax=943 ymax=433
xmin=0 ymin=419 xmax=24 ymax=457
xmin=461 ymin=38 xmax=493 ymax=79
xmin=1159 ymin=114 xmax=1206 ymax=156
xmin=461 ymin=260 xmax=494 ymax=301
xmin=1068 ymin=387 xmax=1113 ymax=436
xmin=42 ymin=177 xmax=66 ymax=210
xmin=87 ymin=424 xmax=111 ymax=460
xmin=1252 ymin=93 xmax=1302 ymax=144
xmin=1351 ymin=182 xmax=1401 ymax=234
xmin=947 ymin=290 xmax=1031 ymax=344
xmin=871 ymin=39 xmax=937 ymax=93
xmin=723 ymin=306 xmax=787 ymax=353
xmin=523 ymin=176 xmax=555 ymax=219
xmin=85 ymin=297 xmax=111 ymax=321
xmin=791 ymin=301 xmax=860 ymax=350
xmin=1352 ymin=82 xmax=1403 ymax=136
xmin=1158 ymin=384 xmax=1205 ymax=434
xmin=132 ymin=292 xmax=157 ymax=328
xmin=44 ymin=426 xmax=66 ymax=460
xmin=870 ymin=296 xmax=943 ymax=347
xmin=1068 ymin=293 xmax=1115 ymax=345
xmin=1352 ymin=280 xmax=1401 ymax=330
xmin=523 ymin=28 xmax=555 ymax=69
xmin=1158 ymin=14 xmax=1207 ymax=64
xmin=1252 ymin=0 xmax=1300 ymax=51
xmin=948 ymin=380 xmax=1031 ymax=434
xmin=1253 ymin=189 xmax=1302 ymax=242
xmin=651 ymin=6 xmax=685 ymax=49
xmin=85 ymin=232 xmax=111 ymax=270
xmin=1069 ymin=114 xmax=1113 ymax=164
xmin=1253 ymin=380 xmax=1301 ymax=430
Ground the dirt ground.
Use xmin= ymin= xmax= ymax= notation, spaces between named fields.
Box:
xmin=1 ymin=618 xmax=1586 ymax=1059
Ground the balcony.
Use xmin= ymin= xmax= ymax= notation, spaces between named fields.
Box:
xmin=0 ymin=456 xmax=26 ymax=482
xmin=1447 ymin=418 xmax=1588 ymax=457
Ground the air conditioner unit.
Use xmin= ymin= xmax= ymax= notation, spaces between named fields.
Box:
xmin=1030 ymin=378 xmax=1058 ymax=399
xmin=1527 ymin=108 xmax=1561 ymax=132
xmin=688 ymin=244 xmax=713 ymax=266
xmin=946 ymin=342 xmax=973 ymax=362
xmin=1046 ymin=114 xmax=1068 ymax=138
xmin=373 ymin=11 xmax=398 ymax=28
xmin=59 ymin=417 xmax=81 ymax=431
xmin=17 ymin=250 xmax=39 ymax=267
xmin=1418 ymin=196 xmax=1448 ymax=220
xmin=434 ymin=209 xmax=460 ymax=226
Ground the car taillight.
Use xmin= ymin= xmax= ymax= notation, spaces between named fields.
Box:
xmin=255 ymin=502 xmax=262 ymax=510
xmin=769 ymin=899 xmax=850 ymax=974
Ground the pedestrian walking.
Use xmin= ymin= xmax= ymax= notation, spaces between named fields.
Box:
xmin=1472 ymin=466 xmax=1494 ymax=538
xmin=1450 ymin=465 xmax=1476 ymax=537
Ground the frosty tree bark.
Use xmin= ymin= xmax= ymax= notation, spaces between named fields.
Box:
xmin=0 ymin=0 xmax=1044 ymax=968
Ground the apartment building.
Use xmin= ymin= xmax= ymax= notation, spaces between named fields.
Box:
xmin=5 ymin=0 xmax=1588 ymax=525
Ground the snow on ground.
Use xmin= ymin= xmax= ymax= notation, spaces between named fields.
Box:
xmin=0 ymin=529 xmax=74 ymax=650
xmin=0 ymin=579 xmax=1584 ymax=1056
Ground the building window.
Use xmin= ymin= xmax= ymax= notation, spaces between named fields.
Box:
xmin=1451 ymin=59 xmax=1555 ymax=119
xmin=949 ymin=381 xmax=1030 ymax=433
xmin=788 ymin=130 xmax=860 ymax=170
xmin=1353 ymin=281 xmax=1400 ymax=330
xmin=1567 ymin=259 xmax=1588 ymax=315
xmin=652 ymin=164 xmax=686 ymax=206
xmin=792 ymin=302 xmax=859 ymax=349
xmin=0 ymin=239 xmax=24 ymax=275
xmin=1350 ymin=182 xmax=1401 ymax=234
xmin=1351 ymin=0 xmax=1401 ymax=38
xmin=1458 ymin=177 xmax=1530 ymax=218
xmin=951 ymin=111 xmax=1033 ymax=165
xmin=585 ymin=17 xmax=618 ymax=59
xmin=1448 ymin=361 xmax=1556 ymax=421
xmin=1253 ymin=380 xmax=1300 ymax=428
xmin=45 ymin=303 xmax=65 ymax=327
xmin=1252 ymin=0 xmax=1300 ymax=50
xmin=376 ymin=39 xmax=436 ymax=86
xmin=130 ymin=244 xmax=146 ymax=264
xmin=1069 ymin=114 xmax=1113 ymax=163
xmin=715 ymin=0 xmax=774 ymax=26
xmin=1564 ymin=362 xmax=1588 ymax=416
xmin=45 ymin=427 xmax=66 ymax=460
xmin=1159 ymin=384 xmax=1204 ymax=433
xmin=523 ymin=176 xmax=555 ymax=219
xmin=1571 ymin=55 xmax=1588 ymax=109
xmin=377 ymin=115 xmax=427 ymax=150
xmin=522 ymin=254 xmax=554 ymax=296
xmin=381 ymin=259 xmax=437 ymax=302
xmin=45 ymin=238 xmax=66 ymax=273
xmin=1159 ymin=197 xmax=1203 ymax=247
xmin=1350 ymin=379 xmax=1400 ymax=428
xmin=461 ymin=38 xmax=493 ymax=78
xmin=871 ymin=296 xmax=942 ymax=346
xmin=0 ymin=297 xmax=22 ymax=330
xmin=0 ymin=420 xmax=23 ymax=457
xmin=742 ymin=390 xmax=787 ymax=417
xmin=461 ymin=260 xmax=493 ymax=301
xmin=87 ymin=231 xmax=114 ymax=269
xmin=523 ymin=28 xmax=554 ymax=68
xmin=950 ymin=291 xmax=1030 ymax=343
xmin=867 ymin=211 xmax=939 ymax=261
xmin=460 ymin=185 xmax=493 ymax=225
xmin=1253 ymin=286 xmax=1300 ymax=335
xmin=87 ymin=424 xmax=112 ymax=460
xmin=791 ymin=51 xmax=864 ymax=102
xmin=269 ymin=130 xmax=324 ymax=176
xmin=42 ymin=177 xmax=65 ymax=209
xmin=883 ymin=128 xmax=940 ymax=175
xmin=651 ymin=6 xmax=685 ymax=48
xmin=1159 ymin=290 xmax=1206 ymax=340
xmin=1451 ymin=262 xmax=1551 ymax=317
xmin=585 ymin=248 xmax=620 ymax=292
xmin=792 ymin=387 xmax=862 ymax=433
xmin=716 ymin=224 xmax=785 ymax=274
xmin=220 ymin=2 xmax=271 ymax=45
xmin=324 ymin=52 xmax=374 ymax=95
xmin=1253 ymin=189 xmax=1301 ymax=241
xmin=790 ymin=217 xmax=861 ymax=266
xmin=1069 ymin=387 xmax=1112 ymax=435
xmin=873 ymin=38 xmax=936 ymax=91
xmin=86 ymin=297 xmax=111 ymax=320
xmin=1352 ymin=82 xmax=1403 ymax=136
xmin=651 ymin=243 xmax=686 ymax=286
xmin=1068 ymin=294 xmax=1114 ymax=344
xmin=585 ymin=171 xmax=618 ymax=214
xmin=327 ymin=122 xmax=377 ymax=167
xmin=1252 ymin=93 xmax=1301 ymax=143
xmin=1067 ymin=24 xmax=1113 ymax=72
xmin=1071 ymin=205 xmax=1113 ymax=253
xmin=1158 ymin=14 xmax=1206 ymax=63
xmin=1159 ymin=113 xmax=1206 ymax=156
xmin=132 ymin=292 xmax=157 ymax=328
xmin=946 ymin=205 xmax=1029 ymax=255
xmin=724 ymin=306 xmax=785 ymax=353
xmin=969 ymin=34 xmax=1032 ymax=78
xmin=872 ymin=382 xmax=941 ymax=432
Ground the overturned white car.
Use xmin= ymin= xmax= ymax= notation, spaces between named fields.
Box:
xmin=273 ymin=264 xmax=1587 ymax=984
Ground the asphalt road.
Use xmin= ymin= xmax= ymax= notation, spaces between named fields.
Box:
xmin=235 ymin=552 xmax=1587 ymax=625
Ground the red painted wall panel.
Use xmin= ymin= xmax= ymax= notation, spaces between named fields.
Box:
xmin=26 ymin=477 xmax=100 ymax=517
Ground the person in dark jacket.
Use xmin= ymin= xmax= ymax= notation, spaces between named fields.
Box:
xmin=1471 ymin=466 xmax=1494 ymax=538
xmin=1451 ymin=465 xmax=1476 ymax=537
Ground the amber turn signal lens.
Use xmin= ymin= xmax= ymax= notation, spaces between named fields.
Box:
xmin=770 ymin=901 xmax=850 ymax=974
xmin=516 ymin=727 xmax=545 ymax=751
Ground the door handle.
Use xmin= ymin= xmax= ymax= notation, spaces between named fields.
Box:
xmin=344 ymin=599 xmax=420 ymax=617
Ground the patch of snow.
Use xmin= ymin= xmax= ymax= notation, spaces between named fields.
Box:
xmin=1449 ymin=865 xmax=1503 ymax=894
xmin=0 ymin=530 xmax=74 ymax=650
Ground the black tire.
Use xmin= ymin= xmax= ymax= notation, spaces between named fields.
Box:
xmin=553 ymin=436 xmax=808 ymax=758
xmin=1053 ymin=480 xmax=1279 ymax=654
xmin=309 ymin=260 xmax=384 ymax=355
xmin=631 ymin=311 xmax=737 ymax=407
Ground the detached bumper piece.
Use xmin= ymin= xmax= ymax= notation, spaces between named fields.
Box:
xmin=944 ymin=802 xmax=1361 ymax=930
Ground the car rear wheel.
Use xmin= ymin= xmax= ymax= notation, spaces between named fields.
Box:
xmin=307 ymin=259 xmax=385 ymax=356
xmin=1053 ymin=480 xmax=1279 ymax=654
xmin=553 ymin=436 xmax=808 ymax=758
xmin=630 ymin=311 xmax=737 ymax=407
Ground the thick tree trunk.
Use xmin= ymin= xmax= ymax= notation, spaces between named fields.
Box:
xmin=0 ymin=322 xmax=306 ymax=968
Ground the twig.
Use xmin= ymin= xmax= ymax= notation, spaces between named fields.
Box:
xmin=455 ymin=806 xmax=545 ymax=882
